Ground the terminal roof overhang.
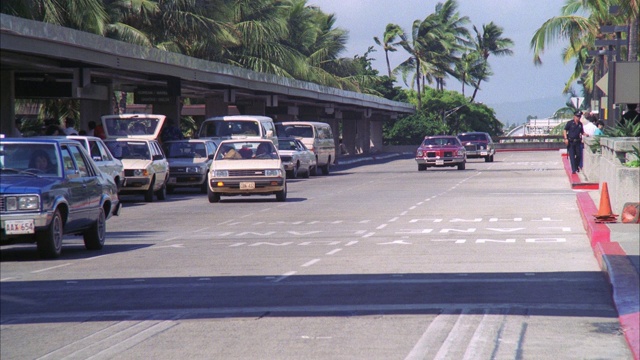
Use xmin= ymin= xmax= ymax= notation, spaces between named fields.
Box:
xmin=1 ymin=14 xmax=415 ymax=116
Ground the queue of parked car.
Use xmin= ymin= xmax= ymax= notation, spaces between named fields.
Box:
xmin=0 ymin=114 xmax=337 ymax=258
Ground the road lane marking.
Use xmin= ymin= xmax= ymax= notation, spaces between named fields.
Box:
xmin=31 ymin=263 xmax=71 ymax=273
xmin=326 ymin=249 xmax=342 ymax=255
xmin=273 ymin=271 xmax=297 ymax=282
xmin=376 ymin=224 xmax=387 ymax=230
xmin=301 ymin=259 xmax=321 ymax=267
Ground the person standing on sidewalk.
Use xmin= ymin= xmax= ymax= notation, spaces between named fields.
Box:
xmin=564 ymin=110 xmax=589 ymax=174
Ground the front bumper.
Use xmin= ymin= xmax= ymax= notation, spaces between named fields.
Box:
xmin=1 ymin=211 xmax=52 ymax=241
xmin=209 ymin=177 xmax=285 ymax=195
xmin=168 ymin=174 xmax=207 ymax=187
xmin=281 ymin=161 xmax=295 ymax=171
xmin=120 ymin=175 xmax=152 ymax=191
xmin=464 ymin=145 xmax=494 ymax=158
xmin=415 ymin=156 xmax=465 ymax=166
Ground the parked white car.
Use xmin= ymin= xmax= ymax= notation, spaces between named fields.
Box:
xmin=67 ymin=135 xmax=125 ymax=191
xmin=207 ymin=139 xmax=286 ymax=203
xmin=277 ymin=137 xmax=316 ymax=178
xmin=102 ymin=114 xmax=170 ymax=202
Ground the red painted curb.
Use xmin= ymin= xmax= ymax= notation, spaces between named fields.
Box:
xmin=567 ymin=154 xmax=640 ymax=360
xmin=576 ymin=192 xmax=611 ymax=246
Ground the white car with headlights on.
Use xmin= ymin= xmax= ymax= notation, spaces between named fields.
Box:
xmin=207 ymin=139 xmax=286 ymax=203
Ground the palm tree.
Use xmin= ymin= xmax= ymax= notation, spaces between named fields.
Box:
xmin=429 ymin=0 xmax=470 ymax=90
xmin=374 ymin=23 xmax=403 ymax=78
xmin=456 ymin=51 xmax=483 ymax=96
xmin=530 ymin=0 xmax=627 ymax=96
xmin=1 ymin=0 xmax=109 ymax=34
xmin=470 ymin=22 xmax=513 ymax=102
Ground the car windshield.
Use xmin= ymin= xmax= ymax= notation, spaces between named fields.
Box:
xmin=458 ymin=134 xmax=486 ymax=142
xmin=163 ymin=142 xmax=208 ymax=158
xmin=278 ymin=139 xmax=298 ymax=150
xmin=103 ymin=117 xmax=159 ymax=137
xmin=105 ymin=140 xmax=150 ymax=160
xmin=422 ymin=138 xmax=459 ymax=146
xmin=215 ymin=141 xmax=278 ymax=160
xmin=277 ymin=124 xmax=314 ymax=138
xmin=200 ymin=120 xmax=260 ymax=137
xmin=0 ymin=143 xmax=62 ymax=177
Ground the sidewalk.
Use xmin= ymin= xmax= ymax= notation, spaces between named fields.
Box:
xmin=563 ymin=154 xmax=640 ymax=360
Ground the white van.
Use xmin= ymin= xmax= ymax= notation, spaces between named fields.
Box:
xmin=197 ymin=115 xmax=278 ymax=148
xmin=276 ymin=121 xmax=335 ymax=175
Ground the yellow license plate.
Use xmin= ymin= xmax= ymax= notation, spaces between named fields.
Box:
xmin=240 ymin=182 xmax=255 ymax=190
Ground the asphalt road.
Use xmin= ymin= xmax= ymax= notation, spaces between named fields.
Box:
xmin=1 ymin=151 xmax=632 ymax=360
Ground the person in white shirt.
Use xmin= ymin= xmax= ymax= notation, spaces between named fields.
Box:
xmin=64 ymin=117 xmax=79 ymax=135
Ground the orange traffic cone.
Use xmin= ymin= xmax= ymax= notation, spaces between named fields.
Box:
xmin=594 ymin=182 xmax=618 ymax=223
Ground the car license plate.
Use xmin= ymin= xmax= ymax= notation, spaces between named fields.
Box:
xmin=436 ymin=160 xmax=444 ymax=165
xmin=480 ymin=151 xmax=488 ymax=156
xmin=4 ymin=219 xmax=35 ymax=235
xmin=168 ymin=177 xmax=177 ymax=184
xmin=240 ymin=182 xmax=255 ymax=190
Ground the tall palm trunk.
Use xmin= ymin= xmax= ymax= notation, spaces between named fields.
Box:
xmin=416 ymin=58 xmax=422 ymax=109
xmin=385 ymin=50 xmax=392 ymax=78
xmin=629 ymin=18 xmax=639 ymax=61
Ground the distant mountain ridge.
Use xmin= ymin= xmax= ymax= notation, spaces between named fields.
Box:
xmin=487 ymin=95 xmax=568 ymax=125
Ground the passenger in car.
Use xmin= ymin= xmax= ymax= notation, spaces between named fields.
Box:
xmin=29 ymin=149 xmax=55 ymax=173
xmin=254 ymin=143 xmax=272 ymax=158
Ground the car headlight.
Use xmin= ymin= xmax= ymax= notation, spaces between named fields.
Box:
xmin=416 ymin=150 xmax=424 ymax=157
xmin=5 ymin=195 xmax=40 ymax=211
xmin=457 ymin=149 xmax=466 ymax=156
xmin=133 ymin=169 xmax=149 ymax=176
xmin=213 ymin=170 xmax=229 ymax=177
xmin=265 ymin=169 xmax=282 ymax=177
xmin=185 ymin=166 xmax=204 ymax=174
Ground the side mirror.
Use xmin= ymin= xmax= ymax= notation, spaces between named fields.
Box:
xmin=208 ymin=154 xmax=215 ymax=160
xmin=152 ymin=154 xmax=164 ymax=161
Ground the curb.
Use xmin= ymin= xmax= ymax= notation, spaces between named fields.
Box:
xmin=565 ymin=155 xmax=640 ymax=360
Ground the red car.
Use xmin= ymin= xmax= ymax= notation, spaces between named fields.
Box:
xmin=415 ymin=135 xmax=466 ymax=171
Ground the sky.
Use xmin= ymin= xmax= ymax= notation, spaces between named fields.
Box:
xmin=308 ymin=0 xmax=577 ymax=124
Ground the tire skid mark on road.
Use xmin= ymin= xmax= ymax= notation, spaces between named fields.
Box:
xmin=406 ymin=307 xmax=530 ymax=360
xmin=36 ymin=317 xmax=178 ymax=360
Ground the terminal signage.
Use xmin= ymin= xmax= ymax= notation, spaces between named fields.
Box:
xmin=134 ymin=87 xmax=172 ymax=104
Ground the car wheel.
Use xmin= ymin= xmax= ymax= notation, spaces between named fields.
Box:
xmin=321 ymin=164 xmax=330 ymax=175
xmin=487 ymin=155 xmax=494 ymax=162
xmin=167 ymin=186 xmax=175 ymax=194
xmin=83 ymin=207 xmax=106 ymax=250
xmin=144 ymin=177 xmax=155 ymax=202
xmin=207 ymin=185 xmax=220 ymax=203
xmin=302 ymin=166 xmax=310 ymax=178
xmin=276 ymin=183 xmax=287 ymax=202
xmin=418 ymin=164 xmax=427 ymax=171
xmin=200 ymin=182 xmax=208 ymax=194
xmin=458 ymin=162 xmax=466 ymax=170
xmin=156 ymin=178 xmax=167 ymax=200
xmin=36 ymin=209 xmax=63 ymax=259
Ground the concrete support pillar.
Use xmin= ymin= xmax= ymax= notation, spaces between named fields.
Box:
xmin=342 ymin=116 xmax=357 ymax=155
xmin=241 ymin=101 xmax=266 ymax=115
xmin=1 ymin=70 xmax=15 ymax=136
xmin=370 ymin=119 xmax=384 ymax=152
xmin=153 ymin=97 xmax=181 ymax=126
xmin=355 ymin=114 xmax=370 ymax=154
xmin=79 ymin=98 xmax=112 ymax=132
xmin=205 ymin=95 xmax=228 ymax=118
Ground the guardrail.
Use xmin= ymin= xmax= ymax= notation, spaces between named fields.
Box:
xmin=495 ymin=135 xmax=564 ymax=151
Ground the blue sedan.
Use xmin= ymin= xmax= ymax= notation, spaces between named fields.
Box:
xmin=0 ymin=138 xmax=121 ymax=258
